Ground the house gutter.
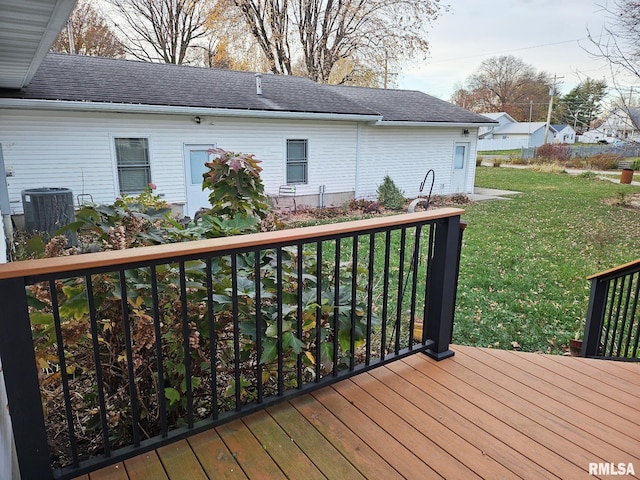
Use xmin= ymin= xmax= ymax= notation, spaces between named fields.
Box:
xmin=0 ymin=99 xmax=383 ymax=123
xmin=372 ymin=121 xmax=497 ymax=127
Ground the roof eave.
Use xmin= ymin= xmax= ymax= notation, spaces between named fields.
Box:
xmin=0 ymin=98 xmax=383 ymax=122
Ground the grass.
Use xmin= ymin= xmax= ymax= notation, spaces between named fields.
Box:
xmin=455 ymin=167 xmax=640 ymax=354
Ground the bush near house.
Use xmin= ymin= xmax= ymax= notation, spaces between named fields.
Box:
xmin=377 ymin=175 xmax=405 ymax=210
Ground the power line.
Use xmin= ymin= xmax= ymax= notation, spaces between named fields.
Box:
xmin=429 ymin=35 xmax=609 ymax=64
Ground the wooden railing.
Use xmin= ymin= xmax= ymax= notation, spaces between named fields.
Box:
xmin=0 ymin=209 xmax=465 ymax=480
xmin=583 ymin=259 xmax=640 ymax=361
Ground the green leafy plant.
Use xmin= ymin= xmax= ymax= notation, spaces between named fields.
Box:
xmin=202 ymin=148 xmax=271 ymax=221
xmin=377 ymin=175 xmax=405 ymax=210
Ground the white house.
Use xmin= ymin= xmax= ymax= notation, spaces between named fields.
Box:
xmin=0 ymin=54 xmax=493 ymax=219
xmin=478 ymin=112 xmax=517 ymax=137
xmin=597 ymin=107 xmax=640 ymax=141
xmin=478 ymin=112 xmax=556 ymax=150
xmin=552 ymin=124 xmax=576 ymax=144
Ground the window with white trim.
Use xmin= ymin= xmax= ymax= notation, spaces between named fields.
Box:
xmin=286 ymin=139 xmax=307 ymax=184
xmin=115 ymin=138 xmax=151 ymax=193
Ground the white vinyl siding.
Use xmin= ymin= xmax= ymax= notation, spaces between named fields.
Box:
xmin=0 ymin=110 xmax=359 ymax=213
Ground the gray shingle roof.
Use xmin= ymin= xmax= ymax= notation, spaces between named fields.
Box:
xmin=324 ymin=84 xmax=490 ymax=123
xmin=0 ymin=53 xmax=490 ymax=124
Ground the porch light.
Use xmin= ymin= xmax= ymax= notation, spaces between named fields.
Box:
xmin=462 ymin=129 xmax=470 ymax=137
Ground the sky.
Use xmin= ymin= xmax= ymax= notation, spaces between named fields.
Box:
xmin=397 ymin=0 xmax=621 ymax=101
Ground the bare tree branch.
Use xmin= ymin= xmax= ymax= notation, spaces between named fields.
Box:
xmin=230 ymin=0 xmax=444 ymax=84
xmin=108 ymin=0 xmax=212 ymax=64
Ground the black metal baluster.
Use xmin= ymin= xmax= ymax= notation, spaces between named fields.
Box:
xmin=297 ymin=243 xmax=304 ymax=388
xmin=608 ymin=278 xmax=624 ymax=356
xmin=349 ymin=235 xmax=358 ymax=371
xmin=276 ymin=247 xmax=284 ymax=395
xmin=315 ymin=241 xmax=323 ymax=381
xmin=255 ymin=250 xmax=264 ymax=403
xmin=206 ymin=257 xmax=219 ymax=419
xmin=150 ymin=266 xmax=168 ymax=437
xmin=333 ymin=238 xmax=341 ymax=376
xmin=408 ymin=226 xmax=422 ymax=350
xmin=86 ymin=275 xmax=111 ymax=456
xmin=395 ymin=228 xmax=407 ymax=354
xmin=178 ymin=262 xmax=193 ymax=428
xmin=622 ymin=272 xmax=640 ymax=357
xmin=381 ymin=231 xmax=391 ymax=361
xmin=365 ymin=233 xmax=375 ymax=365
xmin=119 ymin=270 xmax=141 ymax=447
xmin=49 ymin=279 xmax=79 ymax=466
xmin=616 ymin=274 xmax=634 ymax=357
xmin=231 ymin=255 xmax=242 ymax=411
xmin=629 ymin=273 xmax=640 ymax=358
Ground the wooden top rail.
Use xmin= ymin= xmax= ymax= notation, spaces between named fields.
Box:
xmin=587 ymin=258 xmax=640 ymax=281
xmin=0 ymin=208 xmax=464 ymax=280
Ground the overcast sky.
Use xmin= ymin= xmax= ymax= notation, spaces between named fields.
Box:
xmin=397 ymin=0 xmax=621 ymax=101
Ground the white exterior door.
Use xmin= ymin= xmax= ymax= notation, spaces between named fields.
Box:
xmin=451 ymin=143 xmax=469 ymax=193
xmin=184 ymin=144 xmax=215 ymax=218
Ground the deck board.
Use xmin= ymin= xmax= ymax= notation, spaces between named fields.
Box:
xmin=76 ymin=345 xmax=640 ymax=480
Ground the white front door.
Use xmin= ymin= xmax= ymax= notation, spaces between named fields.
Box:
xmin=451 ymin=143 xmax=469 ymax=193
xmin=184 ymin=144 xmax=215 ymax=218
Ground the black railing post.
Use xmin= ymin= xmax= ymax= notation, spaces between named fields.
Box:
xmin=582 ymin=277 xmax=608 ymax=357
xmin=424 ymin=215 xmax=461 ymax=361
xmin=0 ymin=278 xmax=52 ymax=479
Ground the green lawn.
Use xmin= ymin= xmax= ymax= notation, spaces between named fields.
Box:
xmin=455 ymin=167 xmax=640 ymax=354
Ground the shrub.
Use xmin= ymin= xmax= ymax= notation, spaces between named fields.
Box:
xmin=203 ymin=148 xmax=271 ymax=222
xmin=493 ymin=159 xmax=502 ymax=167
xmin=377 ymin=175 xmax=405 ymax=210
xmin=535 ymin=143 xmax=572 ymax=162
xmin=585 ymin=154 xmax=622 ymax=171
xmin=632 ymin=158 xmax=640 ymax=170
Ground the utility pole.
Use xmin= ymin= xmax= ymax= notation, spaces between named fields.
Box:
xmin=543 ymin=74 xmax=563 ymax=144
xmin=67 ymin=18 xmax=75 ymax=54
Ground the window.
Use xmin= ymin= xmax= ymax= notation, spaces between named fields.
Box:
xmin=286 ymin=139 xmax=307 ymax=184
xmin=454 ymin=145 xmax=466 ymax=170
xmin=115 ymin=138 xmax=151 ymax=193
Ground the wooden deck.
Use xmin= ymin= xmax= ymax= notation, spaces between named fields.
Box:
xmin=74 ymin=345 xmax=640 ymax=480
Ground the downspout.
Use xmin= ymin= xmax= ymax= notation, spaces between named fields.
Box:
xmin=354 ymin=122 xmax=361 ymax=199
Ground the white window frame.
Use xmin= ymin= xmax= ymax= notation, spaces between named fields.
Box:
xmin=114 ymin=137 xmax=152 ymax=194
xmin=286 ymin=139 xmax=308 ymax=185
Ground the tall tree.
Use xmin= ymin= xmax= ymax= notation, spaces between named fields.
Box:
xmin=586 ymin=1 xmax=640 ymax=129
xmin=108 ymin=0 xmax=212 ymax=64
xmin=229 ymin=0 xmax=444 ymax=84
xmin=451 ymin=56 xmax=551 ymax=121
xmin=51 ymin=1 xmax=125 ymax=58
xmin=553 ymin=78 xmax=607 ymax=131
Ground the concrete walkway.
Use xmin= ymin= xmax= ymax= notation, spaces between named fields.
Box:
xmin=468 ymin=187 xmax=521 ymax=201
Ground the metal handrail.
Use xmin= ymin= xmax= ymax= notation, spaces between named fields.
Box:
xmin=583 ymin=259 xmax=640 ymax=361
xmin=0 ymin=209 xmax=465 ymax=479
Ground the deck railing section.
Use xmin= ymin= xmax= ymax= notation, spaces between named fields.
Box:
xmin=583 ymin=258 xmax=640 ymax=361
xmin=0 ymin=209 xmax=464 ymax=480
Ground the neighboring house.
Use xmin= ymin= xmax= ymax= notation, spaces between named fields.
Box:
xmin=551 ymin=124 xmax=576 ymax=144
xmin=478 ymin=113 xmax=556 ymax=150
xmin=578 ymin=128 xmax=612 ymax=144
xmin=598 ymin=107 xmax=640 ymax=141
xmin=0 ymin=53 xmax=493 ymax=218
xmin=477 ymin=112 xmax=517 ymax=137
